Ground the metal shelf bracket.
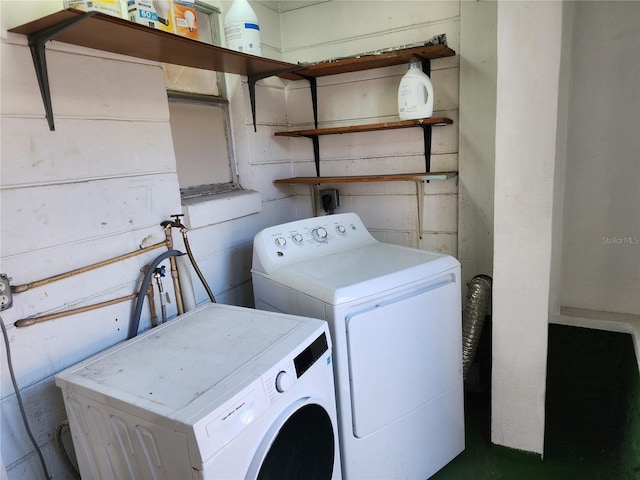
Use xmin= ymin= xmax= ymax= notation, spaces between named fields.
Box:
xmin=301 ymin=135 xmax=321 ymax=176
xmin=416 ymin=57 xmax=433 ymax=173
xmin=298 ymin=74 xmax=319 ymax=129
xmin=419 ymin=124 xmax=433 ymax=173
xmin=27 ymin=11 xmax=97 ymax=131
xmin=248 ymin=66 xmax=302 ymax=132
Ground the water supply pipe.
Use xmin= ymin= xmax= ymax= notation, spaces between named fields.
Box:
xmin=15 ymin=292 xmax=139 ymax=328
xmin=176 ymin=255 xmax=197 ymax=312
xmin=11 ymin=241 xmax=167 ymax=294
xmin=162 ymin=224 xmax=185 ymax=315
xmin=461 ymin=275 xmax=492 ymax=380
xmin=153 ymin=266 xmax=168 ymax=324
xmin=161 ymin=215 xmax=216 ymax=304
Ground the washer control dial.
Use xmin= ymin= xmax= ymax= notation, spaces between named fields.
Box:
xmin=311 ymin=227 xmax=328 ymax=243
xmin=292 ymin=234 xmax=304 ymax=244
xmin=275 ymin=371 xmax=292 ymax=393
xmin=336 ymin=224 xmax=346 ymax=234
xmin=274 ymin=237 xmax=287 ymax=247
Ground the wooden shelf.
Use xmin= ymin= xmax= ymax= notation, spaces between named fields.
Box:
xmin=274 ymin=172 xmax=458 ymax=185
xmin=8 ymin=9 xmax=298 ymax=77
xmin=8 ymin=8 xmax=300 ymax=130
xmin=276 ymin=172 xmax=458 ymax=231
xmin=274 ymin=118 xmax=453 ymax=138
xmin=279 ymin=44 xmax=455 ymax=80
xmin=273 ymin=44 xmax=456 ymax=175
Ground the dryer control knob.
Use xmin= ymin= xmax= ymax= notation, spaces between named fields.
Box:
xmin=312 ymin=227 xmax=328 ymax=242
xmin=274 ymin=237 xmax=287 ymax=247
xmin=336 ymin=224 xmax=346 ymax=234
xmin=292 ymin=234 xmax=303 ymax=244
xmin=275 ymin=371 xmax=292 ymax=393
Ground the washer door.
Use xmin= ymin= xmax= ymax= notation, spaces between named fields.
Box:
xmin=246 ymin=399 xmax=335 ymax=480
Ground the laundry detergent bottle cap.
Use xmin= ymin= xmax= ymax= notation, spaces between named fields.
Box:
xmin=397 ymin=55 xmax=434 ymax=120
xmin=224 ymin=0 xmax=262 ymax=56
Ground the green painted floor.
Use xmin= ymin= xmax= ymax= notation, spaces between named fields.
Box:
xmin=432 ymin=325 xmax=640 ymax=480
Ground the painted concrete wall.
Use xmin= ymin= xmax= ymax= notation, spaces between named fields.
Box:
xmin=0 ymin=2 xmax=290 ymax=478
xmin=458 ymin=0 xmax=496 ymax=289
xmin=0 ymin=1 xmax=464 ymax=477
xmin=558 ymin=1 xmax=640 ymax=317
xmin=491 ymin=1 xmax=565 ymax=455
xmin=278 ymin=1 xmax=461 ymax=253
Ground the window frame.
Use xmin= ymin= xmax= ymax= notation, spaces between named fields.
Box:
xmin=167 ymin=2 xmax=240 ymax=200
xmin=168 ymin=90 xmax=240 ymax=198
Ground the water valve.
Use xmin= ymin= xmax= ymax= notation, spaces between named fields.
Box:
xmin=0 ymin=274 xmax=13 ymax=311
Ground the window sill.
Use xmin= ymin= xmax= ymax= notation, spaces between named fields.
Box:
xmin=181 ymin=189 xmax=262 ymax=229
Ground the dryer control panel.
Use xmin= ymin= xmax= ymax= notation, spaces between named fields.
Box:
xmin=252 ymin=213 xmax=378 ymax=275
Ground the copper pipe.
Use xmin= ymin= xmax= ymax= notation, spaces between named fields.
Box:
xmin=165 ymin=216 xmax=216 ymax=304
xmin=146 ymin=283 xmax=158 ymax=328
xmin=163 ymin=225 xmax=184 ymax=315
xmin=11 ymin=241 xmax=168 ymax=294
xmin=14 ymin=293 xmax=138 ymax=328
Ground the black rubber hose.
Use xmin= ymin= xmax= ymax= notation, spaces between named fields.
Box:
xmin=182 ymin=232 xmax=216 ymax=304
xmin=128 ymin=250 xmax=185 ymax=339
xmin=55 ymin=421 xmax=80 ymax=479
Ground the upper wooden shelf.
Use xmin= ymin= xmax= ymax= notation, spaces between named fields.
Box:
xmin=274 ymin=118 xmax=453 ymax=138
xmin=279 ymin=44 xmax=455 ymax=81
xmin=274 ymin=172 xmax=458 ymax=185
xmin=8 ymin=8 xmax=299 ymax=78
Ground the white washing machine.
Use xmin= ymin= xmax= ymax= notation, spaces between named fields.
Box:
xmin=55 ymin=303 xmax=341 ymax=480
xmin=252 ymin=212 xmax=464 ymax=479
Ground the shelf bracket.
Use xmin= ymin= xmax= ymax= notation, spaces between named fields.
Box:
xmin=419 ymin=57 xmax=431 ymax=77
xmin=27 ymin=11 xmax=97 ymax=131
xmin=416 ymin=57 xmax=433 ymax=174
xmin=301 ymin=135 xmax=321 ymax=176
xmin=298 ymin=75 xmax=319 ymax=129
xmin=248 ymin=67 xmax=303 ymax=132
xmin=419 ymin=125 xmax=433 ymax=173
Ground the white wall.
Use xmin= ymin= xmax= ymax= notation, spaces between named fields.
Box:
xmin=277 ymin=0 xmax=461 ymax=253
xmin=559 ymin=1 xmax=640 ymax=316
xmin=491 ymin=1 xmax=565 ymax=455
xmin=0 ymin=8 xmax=181 ymax=479
xmin=1 ymin=1 xmax=464 ymax=477
xmin=458 ymin=0 xmax=496 ymax=289
xmin=0 ymin=2 xmax=290 ymax=478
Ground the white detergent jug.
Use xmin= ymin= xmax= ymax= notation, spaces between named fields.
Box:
xmin=224 ymin=0 xmax=262 ymax=55
xmin=397 ymin=56 xmax=434 ymax=120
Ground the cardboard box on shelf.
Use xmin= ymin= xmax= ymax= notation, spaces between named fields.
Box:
xmin=64 ymin=0 xmax=125 ymax=18
xmin=173 ymin=0 xmax=198 ymax=39
xmin=128 ymin=0 xmax=174 ymax=32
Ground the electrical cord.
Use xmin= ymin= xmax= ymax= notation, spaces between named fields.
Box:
xmin=0 ymin=315 xmax=51 ymax=480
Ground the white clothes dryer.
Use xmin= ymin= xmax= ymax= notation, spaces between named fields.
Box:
xmin=252 ymin=213 xmax=464 ymax=479
xmin=55 ymin=303 xmax=341 ymax=480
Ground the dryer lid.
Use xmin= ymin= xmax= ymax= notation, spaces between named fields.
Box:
xmin=256 ymin=242 xmax=459 ymax=305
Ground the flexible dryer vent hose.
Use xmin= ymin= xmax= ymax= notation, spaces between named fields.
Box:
xmin=462 ymin=275 xmax=492 ymax=380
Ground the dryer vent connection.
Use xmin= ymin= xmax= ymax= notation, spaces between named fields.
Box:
xmin=462 ymin=275 xmax=492 ymax=381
